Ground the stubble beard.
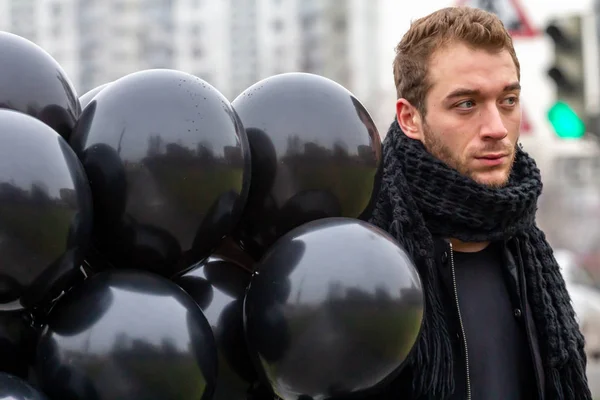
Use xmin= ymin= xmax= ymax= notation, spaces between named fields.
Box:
xmin=422 ymin=124 xmax=517 ymax=188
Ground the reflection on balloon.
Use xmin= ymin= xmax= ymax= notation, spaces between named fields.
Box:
xmin=176 ymin=257 xmax=261 ymax=399
xmin=212 ymin=236 xmax=256 ymax=272
xmin=34 ymin=269 xmax=218 ymax=400
xmin=0 ymin=110 xmax=93 ymax=311
xmin=69 ymin=69 xmax=251 ymax=277
xmin=79 ymin=82 xmax=111 ymax=110
xmin=0 ymin=32 xmax=80 ymax=140
xmin=244 ymin=217 xmax=424 ymax=400
xmin=232 ymin=72 xmax=382 ymax=260
xmin=0 ymin=372 xmax=48 ymax=400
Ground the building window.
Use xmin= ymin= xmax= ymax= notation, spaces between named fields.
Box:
xmin=52 ymin=3 xmax=62 ymax=17
xmin=334 ymin=18 xmax=346 ymax=31
xmin=190 ymin=24 xmax=202 ymax=36
xmin=193 ymin=46 xmax=203 ymax=59
xmin=113 ymin=1 xmax=126 ymax=12
xmin=272 ymin=19 xmax=283 ymax=32
xmin=302 ymin=14 xmax=317 ymax=30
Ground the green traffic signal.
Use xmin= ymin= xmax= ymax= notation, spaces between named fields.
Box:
xmin=547 ymin=101 xmax=586 ymax=139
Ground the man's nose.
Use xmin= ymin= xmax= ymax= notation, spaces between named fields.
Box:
xmin=480 ymin=105 xmax=509 ymax=140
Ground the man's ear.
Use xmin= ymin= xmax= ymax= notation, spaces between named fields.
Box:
xmin=396 ymin=99 xmax=423 ymax=141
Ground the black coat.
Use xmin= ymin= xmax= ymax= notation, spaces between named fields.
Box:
xmin=366 ymin=236 xmax=546 ymax=400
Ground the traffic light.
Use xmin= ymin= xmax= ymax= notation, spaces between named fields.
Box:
xmin=547 ymin=101 xmax=586 ymax=139
xmin=545 ymin=15 xmax=587 ymax=139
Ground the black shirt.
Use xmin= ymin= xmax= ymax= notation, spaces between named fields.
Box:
xmin=452 ymin=242 xmax=536 ymax=399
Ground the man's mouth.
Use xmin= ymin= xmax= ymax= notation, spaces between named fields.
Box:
xmin=477 ymin=153 xmax=508 ymax=160
xmin=475 ymin=153 xmax=509 ymax=166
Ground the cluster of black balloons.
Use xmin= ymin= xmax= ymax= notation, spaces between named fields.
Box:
xmin=0 ymin=31 xmax=424 ymax=400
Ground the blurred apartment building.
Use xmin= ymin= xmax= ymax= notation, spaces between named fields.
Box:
xmin=0 ymin=0 xmax=383 ymax=128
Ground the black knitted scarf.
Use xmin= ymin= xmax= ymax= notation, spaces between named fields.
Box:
xmin=369 ymin=120 xmax=591 ymax=399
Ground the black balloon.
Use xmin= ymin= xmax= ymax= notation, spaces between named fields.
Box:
xmin=0 ymin=372 xmax=48 ymax=399
xmin=176 ymin=257 xmax=263 ymax=399
xmin=79 ymin=82 xmax=110 ymax=110
xmin=0 ymin=311 xmax=38 ymax=378
xmin=69 ymin=69 xmax=251 ymax=277
xmin=0 ymin=32 xmax=79 ymax=140
xmin=212 ymin=236 xmax=256 ymax=272
xmin=0 ymin=110 xmax=93 ymax=311
xmin=244 ymin=217 xmax=424 ymax=400
xmin=34 ymin=269 xmax=218 ymax=400
xmin=80 ymin=244 xmax=116 ymax=278
xmin=231 ymin=72 xmax=382 ymax=259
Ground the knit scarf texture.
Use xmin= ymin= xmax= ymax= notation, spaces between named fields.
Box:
xmin=368 ymin=120 xmax=591 ymax=399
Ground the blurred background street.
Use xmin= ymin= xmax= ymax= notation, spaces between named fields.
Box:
xmin=589 ymin=362 xmax=600 ymax=394
xmin=4 ymin=0 xmax=600 ymax=396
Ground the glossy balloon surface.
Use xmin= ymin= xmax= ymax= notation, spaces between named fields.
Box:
xmin=0 ymin=372 xmax=48 ymax=399
xmin=244 ymin=218 xmax=423 ymax=400
xmin=176 ymin=257 xmax=260 ymax=399
xmin=0 ymin=110 xmax=93 ymax=311
xmin=212 ymin=236 xmax=256 ymax=272
xmin=0 ymin=311 xmax=37 ymax=378
xmin=35 ymin=269 xmax=217 ymax=400
xmin=232 ymin=72 xmax=382 ymax=259
xmin=79 ymin=83 xmax=110 ymax=110
xmin=0 ymin=32 xmax=79 ymax=140
xmin=69 ymin=69 xmax=251 ymax=277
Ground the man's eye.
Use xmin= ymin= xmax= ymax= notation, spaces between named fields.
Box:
xmin=457 ymin=100 xmax=474 ymax=109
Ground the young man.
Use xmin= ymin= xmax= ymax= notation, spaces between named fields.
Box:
xmin=368 ymin=6 xmax=591 ymax=400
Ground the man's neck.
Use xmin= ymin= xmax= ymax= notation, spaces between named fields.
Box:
xmin=449 ymin=238 xmax=490 ymax=253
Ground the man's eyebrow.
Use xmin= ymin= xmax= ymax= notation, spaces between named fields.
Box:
xmin=504 ymin=82 xmax=521 ymax=92
xmin=445 ymin=82 xmax=521 ymax=100
xmin=445 ymin=88 xmax=480 ymax=99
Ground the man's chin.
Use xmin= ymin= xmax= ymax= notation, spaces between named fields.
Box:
xmin=470 ymin=171 xmax=511 ymax=188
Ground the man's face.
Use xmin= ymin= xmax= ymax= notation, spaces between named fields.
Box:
xmin=403 ymin=42 xmax=521 ymax=187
